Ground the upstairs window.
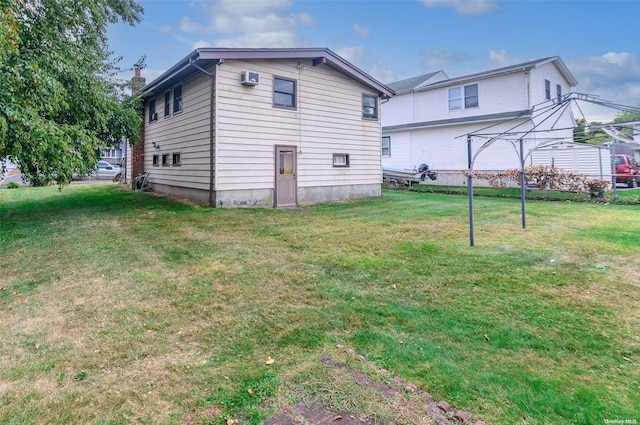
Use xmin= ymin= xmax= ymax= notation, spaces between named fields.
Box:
xmin=273 ymin=77 xmax=296 ymax=109
xmin=545 ymin=79 xmax=551 ymax=100
xmin=173 ymin=84 xmax=183 ymax=113
xmin=382 ymin=136 xmax=391 ymax=157
xmin=362 ymin=94 xmax=378 ymax=119
xmin=164 ymin=91 xmax=171 ymax=117
xmin=449 ymin=84 xmax=478 ymax=110
xmin=556 ymin=84 xmax=562 ymax=103
xmin=148 ymin=99 xmax=157 ymax=122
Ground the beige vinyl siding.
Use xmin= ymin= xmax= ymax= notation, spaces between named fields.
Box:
xmin=215 ymin=59 xmax=382 ymax=191
xmin=145 ymin=69 xmax=213 ymax=190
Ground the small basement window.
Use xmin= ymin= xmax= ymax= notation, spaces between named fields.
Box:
xmin=172 ymin=152 xmax=181 ymax=166
xmin=152 ymin=154 xmax=159 ymax=166
xmin=162 ymin=153 xmax=170 ymax=166
xmin=333 ymin=153 xmax=350 ymax=167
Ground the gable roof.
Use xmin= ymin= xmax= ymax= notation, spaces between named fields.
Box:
xmin=386 ymin=71 xmax=449 ymax=94
xmin=388 ymin=56 xmax=578 ymax=94
xmin=140 ymin=47 xmax=395 ymax=98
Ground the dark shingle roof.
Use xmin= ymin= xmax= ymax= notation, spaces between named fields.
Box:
xmin=386 ymin=72 xmax=443 ymax=93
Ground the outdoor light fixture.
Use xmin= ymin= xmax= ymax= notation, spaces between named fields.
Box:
xmin=152 ymin=142 xmax=160 ymax=149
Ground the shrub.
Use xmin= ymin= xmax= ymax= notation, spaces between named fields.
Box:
xmin=4 ymin=181 xmax=19 ymax=189
xmin=463 ymin=166 xmax=609 ymax=195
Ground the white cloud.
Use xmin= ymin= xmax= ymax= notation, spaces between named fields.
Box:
xmin=298 ymin=12 xmax=317 ymax=27
xmin=568 ymin=52 xmax=640 ymax=122
xmin=570 ymin=52 xmax=640 ymax=85
xmin=419 ymin=0 xmax=498 ymax=16
xmin=352 ymin=23 xmax=370 ymax=39
xmin=336 ymin=46 xmax=397 ymax=83
xmin=192 ymin=40 xmax=211 ymax=50
xmin=487 ymin=49 xmax=522 ymax=69
xmin=214 ymin=31 xmax=303 ymax=48
xmin=421 ymin=49 xmax=471 ymax=69
xmin=178 ymin=0 xmax=312 ymax=48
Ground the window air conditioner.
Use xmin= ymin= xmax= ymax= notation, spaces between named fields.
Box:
xmin=241 ymin=70 xmax=260 ymax=86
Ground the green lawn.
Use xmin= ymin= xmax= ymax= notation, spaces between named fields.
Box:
xmin=0 ymin=184 xmax=638 ymax=425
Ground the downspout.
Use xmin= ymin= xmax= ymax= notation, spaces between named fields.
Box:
xmin=524 ymin=70 xmax=530 ymax=109
xmin=191 ymin=59 xmax=216 ymax=207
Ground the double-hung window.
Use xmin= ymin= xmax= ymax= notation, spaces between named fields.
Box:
xmin=273 ymin=77 xmax=296 ymax=109
xmin=556 ymin=84 xmax=562 ymax=103
xmin=173 ymin=84 xmax=183 ymax=113
xmin=164 ymin=91 xmax=171 ymax=117
xmin=382 ymin=136 xmax=391 ymax=157
xmin=545 ymin=79 xmax=551 ymax=100
xmin=149 ymin=99 xmax=156 ymax=122
xmin=448 ymin=84 xmax=478 ymax=110
xmin=362 ymin=94 xmax=378 ymax=119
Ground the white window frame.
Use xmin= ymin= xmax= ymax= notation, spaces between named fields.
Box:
xmin=382 ymin=136 xmax=391 ymax=157
xmin=448 ymin=84 xmax=478 ymax=111
xmin=164 ymin=90 xmax=171 ymax=117
xmin=333 ymin=153 xmax=350 ymax=167
xmin=173 ymin=84 xmax=183 ymax=114
xmin=545 ymin=79 xmax=551 ymax=100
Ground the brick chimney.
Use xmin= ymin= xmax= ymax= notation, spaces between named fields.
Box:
xmin=131 ymin=66 xmax=146 ymax=95
xmin=131 ymin=66 xmax=146 ymax=185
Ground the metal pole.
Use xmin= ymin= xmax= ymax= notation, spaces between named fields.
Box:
xmin=467 ymin=135 xmax=475 ymax=247
xmin=519 ymin=138 xmax=526 ymax=229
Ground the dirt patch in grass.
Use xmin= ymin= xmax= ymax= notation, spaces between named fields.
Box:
xmin=262 ymin=347 xmax=487 ymax=425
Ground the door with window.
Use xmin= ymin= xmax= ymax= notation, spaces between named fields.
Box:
xmin=275 ymin=146 xmax=297 ymax=206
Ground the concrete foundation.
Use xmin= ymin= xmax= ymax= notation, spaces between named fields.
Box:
xmin=146 ymin=182 xmax=381 ymax=208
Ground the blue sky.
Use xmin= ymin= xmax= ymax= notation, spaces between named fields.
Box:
xmin=108 ymin=0 xmax=640 ymax=122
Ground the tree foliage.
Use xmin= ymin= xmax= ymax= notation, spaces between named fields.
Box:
xmin=573 ymin=118 xmax=608 ymax=145
xmin=613 ymin=110 xmax=640 ymax=140
xmin=0 ymin=0 xmax=143 ymax=185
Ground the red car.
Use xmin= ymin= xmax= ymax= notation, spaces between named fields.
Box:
xmin=611 ymin=154 xmax=639 ymax=188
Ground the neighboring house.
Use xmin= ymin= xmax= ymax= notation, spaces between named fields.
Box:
xmin=134 ymin=48 xmax=394 ymax=207
xmin=382 ymin=57 xmax=579 ymax=185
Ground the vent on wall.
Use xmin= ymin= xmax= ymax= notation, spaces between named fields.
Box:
xmin=241 ymin=70 xmax=260 ymax=86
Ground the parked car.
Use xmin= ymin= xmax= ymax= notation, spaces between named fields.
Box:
xmin=611 ymin=154 xmax=639 ymax=188
xmin=95 ymin=160 xmax=120 ymax=179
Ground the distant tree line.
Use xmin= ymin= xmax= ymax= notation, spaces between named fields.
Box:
xmin=574 ymin=111 xmax=640 ymax=145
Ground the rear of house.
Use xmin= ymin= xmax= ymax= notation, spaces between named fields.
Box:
xmin=135 ymin=48 xmax=394 ymax=207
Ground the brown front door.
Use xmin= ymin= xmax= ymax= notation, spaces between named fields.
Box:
xmin=275 ymin=146 xmax=297 ymax=206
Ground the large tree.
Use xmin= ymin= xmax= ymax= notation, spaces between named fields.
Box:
xmin=0 ymin=0 xmax=143 ymax=185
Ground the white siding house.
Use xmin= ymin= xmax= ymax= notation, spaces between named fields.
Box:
xmin=137 ymin=48 xmax=394 ymax=207
xmin=382 ymin=57 xmax=580 ymax=185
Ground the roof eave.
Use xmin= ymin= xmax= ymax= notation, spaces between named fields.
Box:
xmin=140 ymin=48 xmax=395 ymax=99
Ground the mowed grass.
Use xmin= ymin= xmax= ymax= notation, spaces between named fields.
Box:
xmin=0 ymin=184 xmax=638 ymax=425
